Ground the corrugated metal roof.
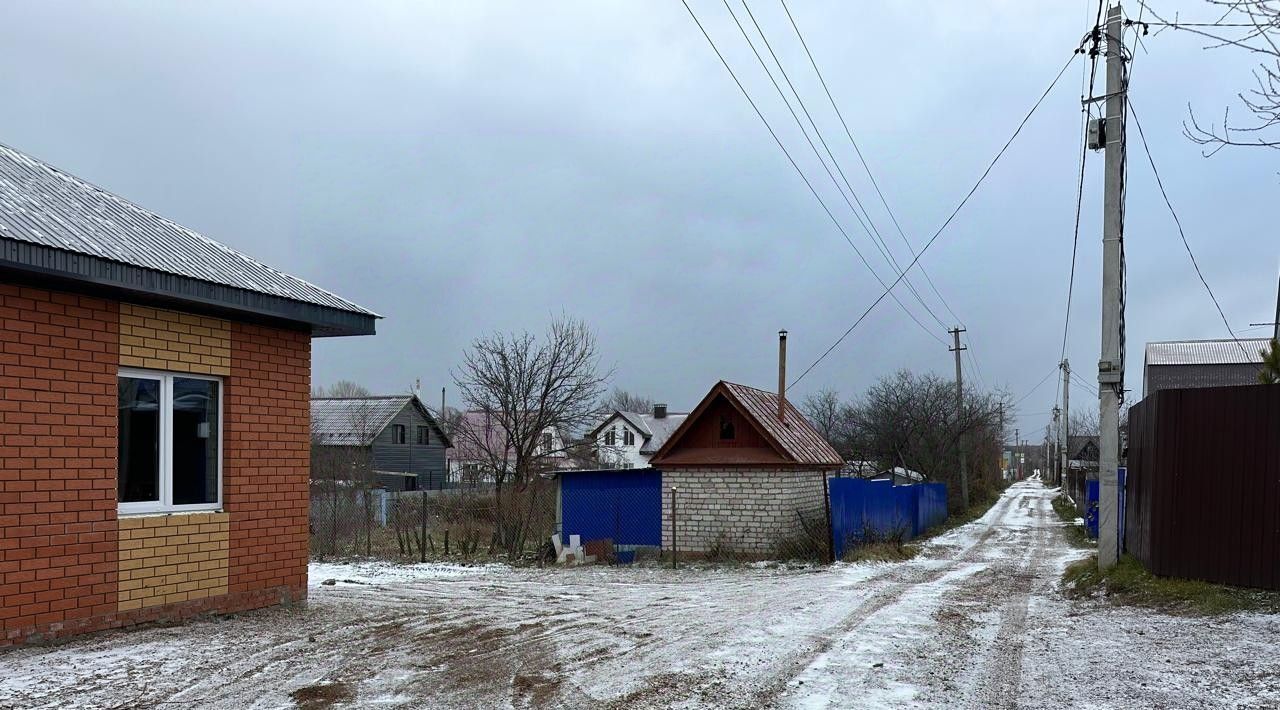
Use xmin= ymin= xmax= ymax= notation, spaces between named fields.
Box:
xmin=0 ymin=142 xmax=377 ymax=317
xmin=1144 ymin=338 xmax=1268 ymax=366
xmin=637 ymin=413 xmax=688 ymax=455
xmin=652 ymin=381 xmax=843 ymax=468
xmin=721 ymin=382 xmax=844 ymax=467
xmin=311 ymin=396 xmax=410 ymax=446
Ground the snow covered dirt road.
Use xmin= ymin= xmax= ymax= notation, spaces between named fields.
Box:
xmin=2 ymin=480 xmax=1277 ymax=709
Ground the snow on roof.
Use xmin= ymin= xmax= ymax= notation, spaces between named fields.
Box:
xmin=637 ymin=412 xmax=688 ymax=455
xmin=310 ymin=396 xmax=411 ymax=446
xmin=0 ymin=142 xmax=377 ymax=317
xmin=1144 ymin=338 xmax=1269 ymax=366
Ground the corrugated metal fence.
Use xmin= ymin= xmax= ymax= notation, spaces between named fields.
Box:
xmin=1126 ymin=384 xmax=1280 ymax=590
xmin=828 ymin=478 xmax=948 ymax=560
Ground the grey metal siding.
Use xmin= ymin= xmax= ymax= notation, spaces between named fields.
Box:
xmin=1143 ymin=363 xmax=1262 ymax=397
xmin=370 ymin=402 xmax=449 ymax=490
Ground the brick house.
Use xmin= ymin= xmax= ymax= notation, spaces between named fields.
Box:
xmin=0 ymin=143 xmax=377 ymax=646
xmin=649 ymin=380 xmax=843 ymax=556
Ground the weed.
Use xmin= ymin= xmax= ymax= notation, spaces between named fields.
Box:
xmin=845 ymin=541 xmax=919 ymax=563
xmin=1050 ymin=493 xmax=1093 ymax=549
xmin=1062 ymin=554 xmax=1280 ymax=616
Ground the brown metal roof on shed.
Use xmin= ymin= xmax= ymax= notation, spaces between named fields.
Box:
xmin=650 ymin=381 xmax=843 ymax=469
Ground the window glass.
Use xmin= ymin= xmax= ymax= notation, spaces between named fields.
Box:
xmin=393 ymin=425 xmax=406 ymax=444
xmin=417 ymin=426 xmax=429 ymax=445
xmin=623 ymin=430 xmax=635 ymax=446
xmin=719 ymin=415 xmax=736 ymax=441
xmin=118 ymin=377 xmax=161 ymax=503
xmin=604 ymin=430 xmax=616 ymax=446
xmin=172 ymin=378 xmax=219 ymax=505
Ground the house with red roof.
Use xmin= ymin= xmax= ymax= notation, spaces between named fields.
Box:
xmin=649 ymin=380 xmax=843 ymax=557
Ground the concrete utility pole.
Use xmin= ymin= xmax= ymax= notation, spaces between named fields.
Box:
xmin=949 ymin=327 xmax=970 ymax=508
xmin=1097 ymin=3 xmax=1127 ymax=570
xmin=1060 ymin=360 xmax=1070 ymax=493
xmin=1051 ymin=406 xmax=1061 ymax=484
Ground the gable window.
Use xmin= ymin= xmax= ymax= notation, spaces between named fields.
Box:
xmin=392 ymin=424 xmax=406 ymax=444
xmin=542 ymin=432 xmax=554 ymax=453
xmin=118 ymin=370 xmax=221 ymax=514
xmin=623 ymin=429 xmax=635 ymax=446
xmin=719 ymin=415 xmax=736 ymax=441
xmin=416 ymin=426 xmax=429 ymax=445
xmin=604 ymin=429 xmax=616 ymax=446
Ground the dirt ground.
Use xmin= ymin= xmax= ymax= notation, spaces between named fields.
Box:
xmin=2 ymin=480 xmax=1277 ymax=709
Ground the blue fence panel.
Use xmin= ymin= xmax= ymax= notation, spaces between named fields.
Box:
xmin=560 ymin=468 xmax=662 ymax=563
xmin=829 ymin=478 xmax=948 ymax=560
xmin=1085 ymin=479 xmax=1099 ymax=539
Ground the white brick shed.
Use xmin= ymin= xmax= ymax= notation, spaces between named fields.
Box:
xmin=650 ymin=381 xmax=843 ymax=556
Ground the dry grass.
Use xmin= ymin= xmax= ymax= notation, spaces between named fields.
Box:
xmin=844 ymin=541 xmax=919 ymax=563
xmin=1063 ymin=555 xmax=1280 ymax=616
xmin=290 ymin=681 xmax=354 ymax=709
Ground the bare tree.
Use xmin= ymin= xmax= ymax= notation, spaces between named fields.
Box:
xmin=800 ymin=388 xmax=841 ymax=442
xmin=1138 ymin=1 xmax=1280 ymax=153
xmin=453 ymin=317 xmax=610 ymax=559
xmin=602 ymin=388 xmax=655 ymax=414
xmin=315 ymin=380 xmax=372 ymax=398
xmin=845 ymin=370 xmax=1004 ymax=512
xmin=309 ymin=397 xmax=379 ymax=558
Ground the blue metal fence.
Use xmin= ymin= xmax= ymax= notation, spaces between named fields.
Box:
xmin=559 ymin=468 xmax=662 ymax=563
xmin=828 ymin=478 xmax=948 ymax=560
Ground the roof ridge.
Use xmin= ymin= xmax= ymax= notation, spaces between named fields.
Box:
xmin=0 ymin=141 xmax=378 ymax=318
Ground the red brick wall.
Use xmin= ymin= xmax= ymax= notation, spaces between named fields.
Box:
xmin=1 ymin=283 xmax=314 ymax=647
xmin=225 ymin=322 xmax=311 ymax=598
xmin=0 ymin=284 xmax=119 ymax=641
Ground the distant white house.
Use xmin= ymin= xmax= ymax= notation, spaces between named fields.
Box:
xmin=589 ymin=404 xmax=688 ymax=469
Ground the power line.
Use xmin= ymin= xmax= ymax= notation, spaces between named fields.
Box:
xmin=776 ymin=0 xmax=965 ymax=330
xmin=681 ymin=0 xmax=947 ymax=346
xmin=1012 ymin=365 xmax=1061 ymax=408
xmin=1126 ymin=96 xmax=1258 ymax=365
xmin=736 ymin=0 xmax=945 ymax=328
xmin=1062 ymin=13 xmax=1104 ymax=363
xmin=788 ymin=48 xmax=1082 ymax=389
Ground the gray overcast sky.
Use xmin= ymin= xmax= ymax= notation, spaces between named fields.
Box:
xmin=1 ymin=1 xmax=1274 ymax=434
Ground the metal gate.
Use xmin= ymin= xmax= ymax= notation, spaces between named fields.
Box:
xmin=559 ymin=468 xmax=662 ymax=563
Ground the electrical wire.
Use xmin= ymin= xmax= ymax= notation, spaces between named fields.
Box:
xmin=776 ymin=0 xmax=966 ymax=330
xmin=1126 ymin=96 xmax=1259 ymax=367
xmin=788 ymin=48 xmax=1082 ymax=389
xmin=1012 ymin=365 xmax=1062 ymax=408
xmin=736 ymin=0 xmax=948 ymax=332
xmin=682 ymin=0 xmax=947 ymax=346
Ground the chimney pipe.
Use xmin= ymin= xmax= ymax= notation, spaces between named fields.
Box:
xmin=778 ymin=329 xmax=788 ymax=422
xmin=654 ymin=403 xmax=668 ymax=419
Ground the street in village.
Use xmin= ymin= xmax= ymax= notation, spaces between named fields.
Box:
xmin=2 ymin=480 xmax=1275 ymax=710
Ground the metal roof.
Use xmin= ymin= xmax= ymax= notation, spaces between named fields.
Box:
xmin=721 ymin=382 xmax=844 ymax=467
xmin=637 ymin=413 xmax=688 ymax=455
xmin=652 ymin=381 xmax=843 ymax=468
xmin=311 ymin=396 xmax=411 ymax=446
xmin=590 ymin=409 xmax=689 ymax=455
xmin=0 ymin=142 xmax=378 ymax=335
xmin=1144 ymin=338 xmax=1268 ymax=366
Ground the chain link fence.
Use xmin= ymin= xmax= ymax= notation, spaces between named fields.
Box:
xmin=310 ymin=471 xmax=946 ymax=568
xmin=309 ymin=478 xmax=558 ymax=563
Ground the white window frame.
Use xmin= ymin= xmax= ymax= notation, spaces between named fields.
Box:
xmin=118 ymin=368 xmax=224 ymax=515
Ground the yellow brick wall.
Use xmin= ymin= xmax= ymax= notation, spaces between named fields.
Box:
xmin=116 ymin=513 xmax=230 ymax=611
xmin=119 ymin=303 xmax=231 ymax=375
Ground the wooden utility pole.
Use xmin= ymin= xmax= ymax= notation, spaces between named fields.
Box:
xmin=1097 ymin=3 xmax=1127 ymax=569
xmin=949 ymin=327 xmax=970 ymax=508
